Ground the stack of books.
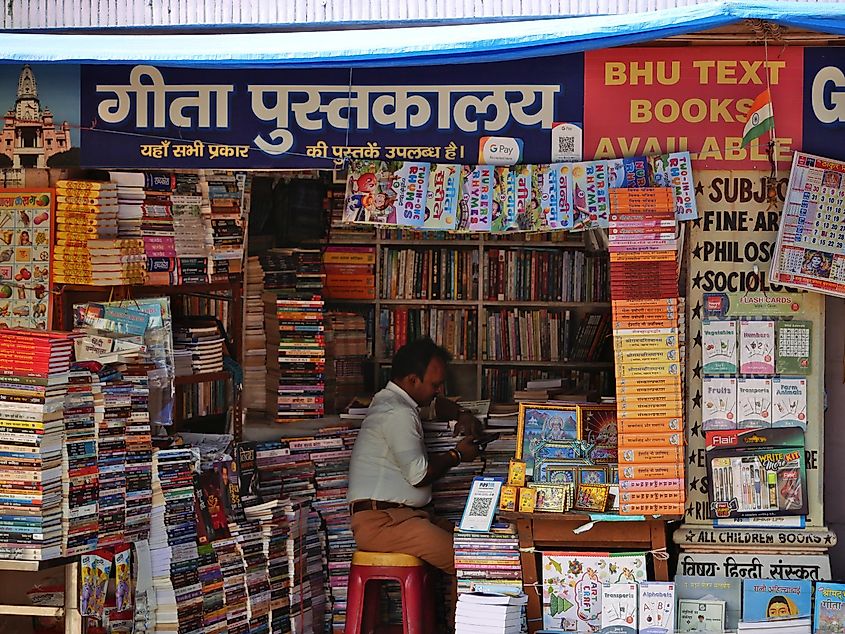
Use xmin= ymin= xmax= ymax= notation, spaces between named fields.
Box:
xmin=173 ymin=323 xmax=225 ymax=375
xmin=608 ymin=188 xmax=685 ymax=516
xmin=264 ymin=293 xmax=326 ymax=423
xmin=150 ymin=448 xmax=204 ymax=634
xmin=455 ymin=592 xmax=527 ymax=634
xmin=201 ymin=172 xmax=247 ymax=281
xmin=61 ymin=368 xmax=99 ymax=556
xmin=108 ymin=171 xmax=145 ymax=237
xmin=122 ymin=361 xmax=154 ymax=542
xmin=322 ymin=245 xmax=376 ymax=300
xmin=53 ymin=180 xmax=146 ymax=285
xmin=94 ymin=368 xmax=129 ymax=547
xmin=229 ymin=512 xmax=272 ymax=633
xmin=423 ymin=420 xmax=484 ymax=523
xmin=210 ymin=534 xmax=250 ymax=633
xmin=172 ymin=173 xmax=212 ymax=284
xmin=0 ymin=328 xmax=72 ymax=561
xmin=141 ymin=176 xmax=178 ymax=285
xmin=324 ymin=312 xmax=369 ymax=414
xmin=285 ymin=500 xmax=323 ymax=634
xmin=243 ymin=256 xmax=267 ymax=413
xmin=454 ymin=524 xmax=523 ymax=596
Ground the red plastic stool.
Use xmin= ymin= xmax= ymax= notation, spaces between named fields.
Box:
xmin=345 ymin=550 xmax=437 ymax=634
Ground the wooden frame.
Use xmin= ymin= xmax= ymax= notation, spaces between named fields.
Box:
xmin=517 ymin=402 xmax=580 ymax=477
xmin=528 ymin=483 xmax=573 ymax=513
xmin=574 ymin=483 xmax=610 ymax=512
xmin=577 ymin=466 xmax=608 ymax=486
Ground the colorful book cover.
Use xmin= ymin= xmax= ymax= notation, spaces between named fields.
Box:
xmin=675 ymin=575 xmax=741 ymax=631
xmin=570 ymin=162 xmax=591 ymax=231
xmin=423 ymin=163 xmax=460 ymax=230
xmin=468 ymin=165 xmax=494 ymax=232
xmin=81 ymin=549 xmax=114 ymax=619
xmin=511 ymin=165 xmax=533 ymax=231
xmin=541 ymin=164 xmax=561 ymax=229
xmin=776 ymin=320 xmax=812 ymax=375
xmin=639 ymin=582 xmax=675 ymax=634
xmin=814 ymin=582 xmax=845 ymax=632
xmin=623 ymin=156 xmax=652 ymax=188
xmin=650 ymin=151 xmax=698 ymax=221
xmin=490 ymin=165 xmax=511 ymax=233
xmin=772 ymin=378 xmax=808 ymax=430
xmin=702 ymin=378 xmax=737 ymax=430
xmin=455 ymin=164 xmax=474 ymax=231
xmin=737 ymin=378 xmax=772 ymax=428
xmin=541 ymin=551 xmax=647 ymax=631
xmin=701 ymin=320 xmax=738 ymax=375
xmin=344 ymin=159 xmax=405 ymax=224
xmin=601 ymin=583 xmax=638 ymax=633
xmin=607 ymin=158 xmax=627 ymax=189
xmin=585 ymin=160 xmax=610 ymax=228
xmin=740 ymin=320 xmax=776 ymax=374
xmin=527 ymin=164 xmax=546 ymax=231
xmin=677 ymin=599 xmax=725 ymax=632
xmin=394 ymin=162 xmax=430 ymax=227
xmin=741 ymin=579 xmax=811 ymax=622
xmin=558 ymin=163 xmax=575 ymax=230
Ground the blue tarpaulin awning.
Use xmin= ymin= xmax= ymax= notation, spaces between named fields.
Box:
xmin=1 ymin=1 xmax=845 ymax=67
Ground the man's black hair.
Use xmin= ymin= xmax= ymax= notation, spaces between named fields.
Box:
xmin=390 ymin=337 xmax=452 ymax=381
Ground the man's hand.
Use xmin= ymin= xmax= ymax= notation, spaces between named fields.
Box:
xmin=455 ymin=435 xmax=480 ymax=462
xmin=453 ymin=411 xmax=484 ymax=439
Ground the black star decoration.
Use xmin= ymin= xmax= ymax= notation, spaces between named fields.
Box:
xmin=692 ymin=217 xmax=702 ymax=229
xmin=690 ymin=477 xmax=700 ymax=491
xmin=825 ymin=534 xmax=833 ymax=544
xmin=692 ymin=301 xmax=703 ymax=321
xmin=692 ymin=271 xmax=703 ymax=289
xmin=692 ymin=422 xmax=702 ymax=437
xmin=686 ymin=503 xmax=695 ymax=517
xmin=692 ymin=244 xmax=703 ymax=260
xmin=695 ymin=181 xmax=705 ymax=196
xmin=694 ymin=332 xmax=702 ymax=349
xmin=693 ymin=361 xmax=702 ymax=379
xmin=692 ymin=390 xmax=702 ymax=409
xmin=688 ymin=451 xmax=697 ymax=465
xmin=685 ymin=530 xmax=695 ymax=542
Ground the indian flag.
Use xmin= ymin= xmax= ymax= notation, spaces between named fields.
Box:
xmin=742 ymin=89 xmax=775 ymax=146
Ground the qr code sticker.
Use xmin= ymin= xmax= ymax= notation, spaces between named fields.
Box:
xmin=558 ymin=135 xmax=575 ymax=156
xmin=469 ymin=496 xmax=492 ymax=517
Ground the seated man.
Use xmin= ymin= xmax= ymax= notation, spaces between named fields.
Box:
xmin=348 ymin=337 xmax=482 ymax=574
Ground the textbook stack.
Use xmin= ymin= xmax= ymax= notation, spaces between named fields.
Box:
xmin=173 ymin=323 xmax=225 ymax=375
xmin=201 ymin=172 xmax=247 ymax=281
xmin=244 ymin=256 xmax=267 ymax=412
xmin=322 ymin=245 xmax=375 ymax=300
xmin=172 ymin=173 xmax=213 ymax=284
xmin=264 ymin=293 xmax=326 ymax=424
xmin=61 ymin=368 xmax=99 ymax=556
xmin=150 ymin=448 xmax=204 ymax=634
xmin=109 ymin=170 xmax=145 ymax=238
xmin=228 ymin=513 xmax=272 ymax=633
xmin=140 ymin=175 xmax=178 ymax=285
xmin=122 ymin=361 xmax=154 ymax=542
xmin=608 ymin=188 xmax=685 ymax=516
xmin=0 ymin=329 xmax=72 ymax=561
xmin=454 ymin=525 xmax=523 ymax=596
xmin=455 ymin=592 xmax=527 ymax=634
xmin=94 ymin=367 xmax=129 ymax=547
xmin=324 ymin=312 xmax=369 ymax=414
xmin=53 ymin=179 xmax=147 ymax=285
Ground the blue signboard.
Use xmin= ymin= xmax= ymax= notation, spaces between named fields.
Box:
xmin=804 ymin=48 xmax=845 ymax=161
xmin=79 ymin=57 xmax=584 ymax=169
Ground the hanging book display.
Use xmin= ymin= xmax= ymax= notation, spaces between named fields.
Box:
xmin=342 ymin=152 xmax=697 ymax=233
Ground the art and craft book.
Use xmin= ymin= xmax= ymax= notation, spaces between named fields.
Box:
xmin=742 ymin=579 xmax=811 ymax=623
xmin=813 ymin=582 xmax=845 ymax=632
xmin=675 ymin=575 xmax=742 ymax=630
xmin=702 ymin=320 xmax=738 ymax=374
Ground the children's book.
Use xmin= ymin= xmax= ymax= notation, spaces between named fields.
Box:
xmin=703 ymin=378 xmax=737 ymax=430
xmin=702 ymin=320 xmax=738 ymax=374
xmin=740 ymin=320 xmax=776 ymax=375
xmin=540 ymin=164 xmax=560 ymax=230
xmin=678 ymin=598 xmax=726 ymax=632
xmin=737 ymin=378 xmax=772 ymax=428
xmin=600 ymin=583 xmax=637 ymax=633
xmin=675 ymin=575 xmax=742 ymax=630
xmin=424 ymin=163 xmax=460 ymax=230
xmin=541 ymin=551 xmax=647 ymax=631
xmin=639 ymin=582 xmax=675 ymax=634
xmin=742 ymin=579 xmax=812 ymax=623
xmin=490 ymin=166 xmax=511 ymax=233
xmin=813 ymin=582 xmax=845 ymax=632
xmin=467 ymin=165 xmax=495 ymax=232
xmin=344 ymin=160 xmax=427 ymax=225
xmin=771 ymin=378 xmax=808 ymax=430
xmin=776 ymin=320 xmax=812 ymax=376
xmin=558 ymin=163 xmax=575 ymax=230
xmin=585 ymin=160 xmax=610 ymax=228
xmin=510 ymin=165 xmax=533 ymax=231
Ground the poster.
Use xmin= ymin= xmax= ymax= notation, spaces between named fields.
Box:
xmin=684 ymin=171 xmax=824 ymax=527
xmin=771 ymin=152 xmax=845 ymax=297
xmin=0 ymin=190 xmax=53 ymax=330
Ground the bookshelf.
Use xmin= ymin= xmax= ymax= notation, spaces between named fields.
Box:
xmin=320 ymin=228 xmax=613 ymax=402
xmin=53 ymin=278 xmax=245 ymax=438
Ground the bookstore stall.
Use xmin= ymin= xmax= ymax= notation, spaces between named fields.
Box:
xmin=4 ymin=8 xmax=845 ymax=634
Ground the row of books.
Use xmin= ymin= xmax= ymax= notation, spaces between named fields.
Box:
xmin=243 ymin=256 xmax=267 ymax=413
xmin=483 ymin=308 xmax=586 ymax=362
xmin=378 ymin=307 xmax=478 ymax=360
xmin=324 ymin=312 xmax=368 ymax=415
xmin=322 ymin=246 xmax=375 ymax=301
xmin=174 ymin=381 xmax=229 ymax=421
xmin=483 ymin=368 xmax=614 ymax=403
xmin=377 ymin=228 xmax=575 ymax=242
xmin=483 ymin=248 xmax=609 ymax=303
xmin=380 ymin=247 xmax=480 ymax=301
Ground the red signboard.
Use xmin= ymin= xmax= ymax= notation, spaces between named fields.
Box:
xmin=584 ymin=47 xmax=804 ymax=169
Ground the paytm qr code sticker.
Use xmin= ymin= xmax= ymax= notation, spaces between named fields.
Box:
xmin=552 ymin=122 xmax=583 ymax=162
xmin=459 ymin=476 xmax=503 ymax=532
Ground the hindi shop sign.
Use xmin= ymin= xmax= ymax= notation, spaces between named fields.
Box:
xmin=79 ymin=59 xmax=584 ymax=169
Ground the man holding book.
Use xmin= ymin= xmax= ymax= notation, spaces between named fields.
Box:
xmin=348 ymin=337 xmax=487 ymax=574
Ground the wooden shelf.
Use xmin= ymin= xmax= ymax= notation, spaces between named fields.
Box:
xmin=174 ymin=371 xmax=230 ymax=386
xmin=324 ymin=298 xmax=376 ymax=304
xmin=57 ymin=279 xmax=241 ymax=294
xmin=481 ymin=360 xmax=613 ymax=368
xmin=378 ymin=299 xmax=478 ymax=306
xmin=483 ymin=240 xmax=584 ymax=248
xmin=376 ymin=357 xmax=476 ymax=365
xmin=485 ymin=300 xmax=611 ymax=308
xmin=379 ymin=239 xmax=481 ymax=246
